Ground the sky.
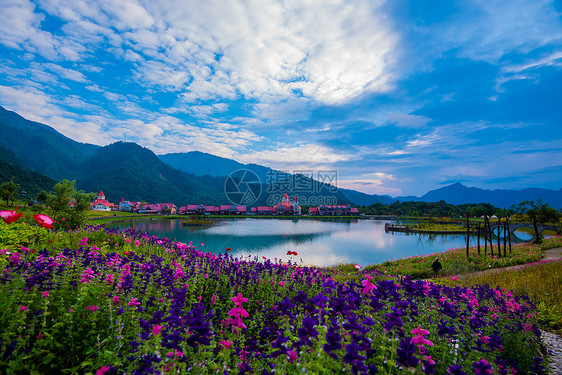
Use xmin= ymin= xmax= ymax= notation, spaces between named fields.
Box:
xmin=1 ymin=0 xmax=561 ymax=197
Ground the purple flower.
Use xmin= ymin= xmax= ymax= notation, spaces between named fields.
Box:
xmin=472 ymin=359 xmax=493 ymax=375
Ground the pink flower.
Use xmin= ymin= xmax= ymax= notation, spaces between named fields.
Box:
xmin=167 ymin=349 xmax=183 ymax=358
xmin=86 ymin=305 xmax=99 ymax=312
xmin=220 ymin=340 xmax=233 ymax=349
xmin=354 ymin=264 xmax=362 ymax=269
xmin=80 ymin=268 xmax=95 ymax=283
xmin=229 ymin=306 xmax=249 ymax=318
xmin=278 ymin=281 xmax=285 ymax=287
xmin=232 ymin=293 xmax=248 ymax=306
xmin=1 ymin=208 xmax=22 ymax=224
xmin=125 ymin=238 xmax=131 ymax=243
xmin=128 ymin=298 xmax=141 ymax=307
xmin=33 ymin=213 xmax=54 ymax=229
xmin=134 ymin=240 xmax=140 ymax=247
xmin=287 ymin=349 xmax=298 ymax=363
xmin=411 ymin=325 xmax=430 ymax=336
xmin=112 ymin=296 xmax=120 ymax=305
xmin=42 ymin=291 xmax=49 ymax=298
xmin=19 ymin=305 xmax=28 ymax=311
xmin=106 ymin=274 xmax=114 ymax=285
xmin=96 ymin=366 xmax=111 ymax=375
xmin=410 ymin=335 xmax=434 ymax=347
xmin=152 ymin=324 xmax=163 ymax=335
xmin=78 ymin=237 xmax=88 ymax=246
xmin=451 ymin=276 xmax=458 ymax=281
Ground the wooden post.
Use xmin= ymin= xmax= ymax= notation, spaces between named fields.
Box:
xmin=477 ymin=223 xmax=481 ymax=255
xmin=503 ymin=222 xmax=507 ymax=257
xmin=497 ymin=217 xmax=501 ymax=258
xmin=507 ymin=217 xmax=512 ymax=253
xmin=483 ymin=217 xmax=487 ymax=256
xmin=466 ymin=213 xmax=470 ymax=259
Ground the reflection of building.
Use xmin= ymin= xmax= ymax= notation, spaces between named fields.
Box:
xmin=251 ymin=193 xmax=301 ymax=215
xmin=91 ymin=191 xmax=115 ymax=211
xmin=308 ymin=204 xmax=359 ymax=216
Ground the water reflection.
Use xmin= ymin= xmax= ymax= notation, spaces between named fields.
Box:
xmin=111 ymin=218 xmax=516 ymax=267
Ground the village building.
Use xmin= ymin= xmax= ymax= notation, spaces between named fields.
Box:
xmin=178 ymin=204 xmax=245 ymax=215
xmin=250 ymin=193 xmax=301 ymax=215
xmin=119 ymin=198 xmax=141 ymax=212
xmin=308 ymin=204 xmax=359 ymax=216
xmin=91 ymin=190 xmax=115 ymax=211
xmin=137 ymin=203 xmax=177 ymax=215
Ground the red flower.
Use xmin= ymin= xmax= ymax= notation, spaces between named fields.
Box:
xmin=0 ymin=208 xmax=22 ymax=224
xmin=286 ymin=251 xmax=298 ymax=256
xmin=33 ymin=214 xmax=54 ymax=229
xmin=225 ymin=247 xmax=231 ymax=252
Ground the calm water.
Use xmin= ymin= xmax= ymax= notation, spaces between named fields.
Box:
xmin=111 ymin=218 xmax=529 ymax=267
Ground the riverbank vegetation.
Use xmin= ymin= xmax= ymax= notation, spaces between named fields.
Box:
xmin=0 ymin=213 xmax=554 ymax=374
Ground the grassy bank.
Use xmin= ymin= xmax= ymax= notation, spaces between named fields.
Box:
xmin=363 ymin=236 xmax=562 ymax=279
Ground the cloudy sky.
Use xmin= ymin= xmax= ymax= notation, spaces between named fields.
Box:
xmin=1 ymin=0 xmax=561 ymax=196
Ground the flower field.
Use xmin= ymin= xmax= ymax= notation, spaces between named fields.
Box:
xmin=0 ymin=219 xmax=551 ymax=374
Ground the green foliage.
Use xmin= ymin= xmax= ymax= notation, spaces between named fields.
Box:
xmin=363 ymin=200 xmax=503 ymax=218
xmin=0 ymin=222 xmax=49 ymax=251
xmin=0 ymin=145 xmax=56 ymax=200
xmin=0 ymin=178 xmax=19 ymax=205
xmin=47 ymin=180 xmax=95 ymax=230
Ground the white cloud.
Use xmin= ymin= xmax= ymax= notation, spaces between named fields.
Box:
xmin=387 ymin=112 xmax=432 ymax=128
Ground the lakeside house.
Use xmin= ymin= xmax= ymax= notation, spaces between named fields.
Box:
xmin=308 ymin=204 xmax=359 ymax=216
xmin=250 ymin=193 xmax=301 ymax=215
xmin=179 ymin=204 xmax=246 ymax=215
xmin=91 ymin=191 xmax=115 ymax=211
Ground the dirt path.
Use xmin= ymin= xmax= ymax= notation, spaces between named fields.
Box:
xmin=456 ymin=247 xmax=562 ymax=279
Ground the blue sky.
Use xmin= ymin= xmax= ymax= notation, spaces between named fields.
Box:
xmin=1 ymin=0 xmax=561 ymax=196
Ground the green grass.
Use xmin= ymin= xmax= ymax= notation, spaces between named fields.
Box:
xmin=363 ymin=236 xmax=562 ymax=279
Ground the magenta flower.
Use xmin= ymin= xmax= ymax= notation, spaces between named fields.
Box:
xmin=411 ymin=325 xmax=430 ymax=336
xmin=152 ymin=324 xmax=163 ymax=335
xmin=410 ymin=335 xmax=434 ymax=346
xmin=78 ymin=237 xmax=88 ymax=246
xmin=80 ymin=268 xmax=95 ymax=283
xmin=228 ymin=306 xmax=249 ymax=318
xmin=287 ymin=349 xmax=298 ymax=363
xmin=86 ymin=305 xmax=99 ymax=312
xmin=1 ymin=208 xmax=22 ymax=224
xmin=232 ymin=293 xmax=248 ymax=306
xmin=42 ymin=291 xmax=49 ymax=298
xmin=361 ymin=275 xmax=377 ymax=295
xmin=96 ymin=366 xmax=110 ymax=375
xmin=128 ymin=298 xmax=141 ymax=307
xmin=33 ymin=213 xmax=54 ymax=229
xmin=112 ymin=296 xmax=120 ymax=305
xmin=220 ymin=340 xmax=233 ymax=349
xmin=19 ymin=305 xmax=28 ymax=312
xmin=354 ymin=264 xmax=362 ymax=269
xmin=134 ymin=239 xmax=140 ymax=247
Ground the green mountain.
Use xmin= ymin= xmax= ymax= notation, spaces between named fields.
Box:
xmin=0 ymin=106 xmax=99 ymax=181
xmin=158 ymin=151 xmax=351 ymax=206
xmin=76 ymin=142 xmax=226 ymax=205
xmin=0 ymin=145 xmax=56 ymax=199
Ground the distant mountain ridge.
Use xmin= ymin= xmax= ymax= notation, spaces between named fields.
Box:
xmin=412 ymin=182 xmax=562 ymax=209
xmin=1 ymin=105 xmax=560 ymax=208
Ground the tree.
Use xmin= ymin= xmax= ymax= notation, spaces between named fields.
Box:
xmin=36 ymin=190 xmax=49 ymax=204
xmin=47 ymin=180 xmax=95 ymax=230
xmin=511 ymin=200 xmax=561 ymax=243
xmin=0 ymin=178 xmax=20 ymax=206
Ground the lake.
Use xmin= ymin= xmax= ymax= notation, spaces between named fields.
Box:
xmin=111 ymin=218 xmax=531 ymax=267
